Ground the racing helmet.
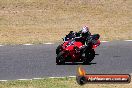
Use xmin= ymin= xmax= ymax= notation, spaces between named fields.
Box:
xmin=81 ymin=26 xmax=89 ymax=33
xmin=81 ymin=26 xmax=89 ymax=37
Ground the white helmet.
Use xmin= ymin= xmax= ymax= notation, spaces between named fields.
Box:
xmin=81 ymin=26 xmax=89 ymax=33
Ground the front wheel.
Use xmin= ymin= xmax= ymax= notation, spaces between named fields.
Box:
xmin=56 ymin=52 xmax=65 ymax=65
xmin=56 ymin=44 xmax=63 ymax=55
xmin=83 ymin=49 xmax=95 ymax=64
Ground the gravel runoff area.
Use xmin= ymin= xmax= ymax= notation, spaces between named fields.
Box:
xmin=0 ymin=0 xmax=131 ymax=44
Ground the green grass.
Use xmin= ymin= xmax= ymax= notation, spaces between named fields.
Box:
xmin=0 ymin=77 xmax=131 ymax=88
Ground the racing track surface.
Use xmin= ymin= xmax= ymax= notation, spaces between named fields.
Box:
xmin=0 ymin=41 xmax=132 ymax=80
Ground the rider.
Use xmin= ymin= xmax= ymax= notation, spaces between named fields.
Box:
xmin=75 ymin=26 xmax=91 ymax=45
xmin=65 ymin=26 xmax=91 ymax=44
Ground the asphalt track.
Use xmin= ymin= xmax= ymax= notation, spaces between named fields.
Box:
xmin=0 ymin=41 xmax=132 ymax=80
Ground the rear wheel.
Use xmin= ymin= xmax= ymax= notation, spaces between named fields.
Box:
xmin=56 ymin=52 xmax=65 ymax=65
xmin=83 ymin=49 xmax=95 ymax=64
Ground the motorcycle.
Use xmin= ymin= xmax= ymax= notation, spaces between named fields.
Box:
xmin=56 ymin=34 xmax=100 ymax=65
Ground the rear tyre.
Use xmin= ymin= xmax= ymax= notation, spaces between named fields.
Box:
xmin=83 ymin=49 xmax=95 ymax=64
xmin=56 ymin=45 xmax=63 ymax=55
xmin=56 ymin=52 xmax=65 ymax=65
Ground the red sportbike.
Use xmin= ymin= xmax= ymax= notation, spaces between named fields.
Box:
xmin=56 ymin=34 xmax=100 ymax=65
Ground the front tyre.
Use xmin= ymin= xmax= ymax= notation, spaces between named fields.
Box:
xmin=56 ymin=44 xmax=63 ymax=55
xmin=56 ymin=52 xmax=65 ymax=65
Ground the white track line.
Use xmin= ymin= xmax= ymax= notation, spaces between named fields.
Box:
xmin=33 ymin=78 xmax=43 ymax=80
xmin=0 ymin=40 xmax=132 ymax=46
xmin=69 ymin=76 xmax=76 ymax=77
xmin=18 ymin=79 xmax=32 ymax=81
xmin=49 ymin=77 xmax=65 ymax=78
xmin=101 ymin=41 xmax=109 ymax=42
xmin=44 ymin=43 xmax=54 ymax=44
xmin=0 ymin=80 xmax=8 ymax=81
xmin=23 ymin=44 xmax=34 ymax=45
xmin=124 ymin=40 xmax=132 ymax=41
